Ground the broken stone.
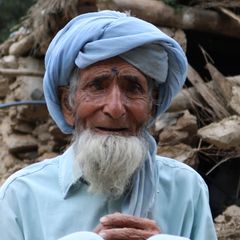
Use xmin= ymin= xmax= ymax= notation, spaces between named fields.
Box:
xmin=16 ymin=104 xmax=49 ymax=123
xmin=4 ymin=133 xmax=38 ymax=155
xmin=9 ymin=35 xmax=34 ymax=56
xmin=229 ymin=85 xmax=240 ymax=115
xmin=155 ymin=112 xmax=181 ymax=132
xmin=33 ymin=123 xmax=52 ymax=143
xmin=7 ymin=74 xmax=48 ymax=122
xmin=13 ymin=76 xmax=43 ymax=100
xmin=159 ymin=128 xmax=189 ymax=145
xmin=224 ymin=205 xmax=240 ymax=219
xmin=38 ymin=144 xmax=54 ymax=157
xmin=0 ymin=149 xmax=8 ymax=176
xmin=215 ymin=215 xmax=226 ymax=224
xmin=16 ymin=151 xmax=39 ymax=160
xmin=157 ymin=143 xmax=198 ymax=168
xmin=215 ymin=205 xmax=240 ymax=240
xmin=48 ymin=122 xmax=71 ymax=152
xmin=11 ymin=120 xmax=34 ymax=134
xmin=49 ymin=123 xmax=71 ymax=143
xmin=18 ymin=56 xmax=44 ymax=71
xmin=1 ymin=55 xmax=18 ymax=69
xmin=157 ymin=110 xmax=198 ymax=146
xmin=198 ymin=115 xmax=240 ymax=149
xmin=0 ymin=76 xmax=9 ymax=99
xmin=228 ymin=75 xmax=240 ymax=86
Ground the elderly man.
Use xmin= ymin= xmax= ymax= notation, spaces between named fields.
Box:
xmin=0 ymin=10 xmax=217 ymax=240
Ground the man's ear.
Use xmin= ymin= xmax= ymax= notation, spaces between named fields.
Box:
xmin=58 ymin=87 xmax=75 ymax=126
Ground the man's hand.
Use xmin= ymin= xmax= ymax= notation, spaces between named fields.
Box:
xmin=95 ymin=212 xmax=160 ymax=240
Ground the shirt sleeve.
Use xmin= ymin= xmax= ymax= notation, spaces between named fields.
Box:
xmin=0 ymin=191 xmax=24 ymax=240
xmin=190 ymin=182 xmax=217 ymax=240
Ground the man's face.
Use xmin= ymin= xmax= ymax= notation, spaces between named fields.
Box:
xmin=71 ymin=57 xmax=153 ymax=136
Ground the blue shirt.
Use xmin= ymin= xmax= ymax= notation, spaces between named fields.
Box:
xmin=0 ymin=146 xmax=217 ymax=240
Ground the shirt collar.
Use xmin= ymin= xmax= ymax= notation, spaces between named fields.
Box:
xmin=58 ymin=145 xmax=85 ymax=199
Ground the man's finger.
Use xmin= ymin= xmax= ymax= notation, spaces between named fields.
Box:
xmin=100 ymin=213 xmax=160 ymax=231
xmin=94 ymin=223 xmax=112 ymax=234
xmin=99 ymin=228 xmax=159 ymax=240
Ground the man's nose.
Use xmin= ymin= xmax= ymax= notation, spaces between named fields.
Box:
xmin=102 ymin=86 xmax=126 ymax=119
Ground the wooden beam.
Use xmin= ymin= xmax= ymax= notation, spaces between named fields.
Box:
xmin=0 ymin=68 xmax=44 ymax=77
xmin=98 ymin=0 xmax=240 ymax=39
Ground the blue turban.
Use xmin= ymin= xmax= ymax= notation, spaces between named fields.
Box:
xmin=43 ymin=10 xmax=188 ymax=218
xmin=43 ymin=10 xmax=187 ymax=134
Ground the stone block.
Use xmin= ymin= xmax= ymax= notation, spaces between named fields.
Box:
xmin=198 ymin=115 xmax=240 ymax=149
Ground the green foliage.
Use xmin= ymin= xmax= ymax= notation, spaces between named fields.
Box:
xmin=0 ymin=0 xmax=36 ymax=43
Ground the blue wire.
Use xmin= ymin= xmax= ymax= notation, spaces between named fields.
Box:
xmin=0 ymin=100 xmax=46 ymax=109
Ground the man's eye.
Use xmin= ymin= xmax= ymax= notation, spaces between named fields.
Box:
xmin=87 ymin=80 xmax=105 ymax=91
xmin=127 ymin=82 xmax=144 ymax=94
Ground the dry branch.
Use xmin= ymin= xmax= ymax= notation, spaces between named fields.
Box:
xmin=187 ymin=64 xmax=230 ymax=119
xmin=0 ymin=68 xmax=44 ymax=77
xmin=206 ymin=63 xmax=233 ymax=104
xmin=23 ymin=0 xmax=98 ymax=56
xmin=219 ymin=7 xmax=240 ymax=24
xmin=98 ymin=0 xmax=240 ymax=39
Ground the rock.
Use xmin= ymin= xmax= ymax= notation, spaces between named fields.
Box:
xmin=215 ymin=215 xmax=226 ymax=224
xmin=11 ymin=120 xmax=34 ymax=134
xmin=1 ymin=55 xmax=18 ymax=69
xmin=198 ymin=115 xmax=240 ymax=149
xmin=229 ymin=85 xmax=240 ymax=115
xmin=33 ymin=123 xmax=52 ymax=143
xmin=9 ymin=35 xmax=34 ymax=56
xmin=1 ymin=118 xmax=38 ymax=155
xmin=157 ymin=110 xmax=198 ymax=146
xmin=16 ymin=104 xmax=49 ymax=123
xmin=48 ymin=122 xmax=71 ymax=152
xmin=228 ymin=75 xmax=240 ymax=85
xmin=0 ymin=76 xmax=9 ymax=98
xmin=18 ymin=56 xmax=44 ymax=71
xmin=224 ymin=205 xmax=240 ymax=219
xmin=9 ymin=74 xmax=48 ymax=123
xmin=157 ymin=143 xmax=198 ymax=167
xmin=0 ymin=139 xmax=18 ymax=182
xmin=4 ymin=133 xmax=38 ymax=155
xmin=159 ymin=128 xmax=188 ymax=145
xmin=215 ymin=205 xmax=240 ymax=240
xmin=13 ymin=76 xmax=44 ymax=100
xmin=0 ymin=151 xmax=7 ymax=176
xmin=155 ymin=112 xmax=180 ymax=132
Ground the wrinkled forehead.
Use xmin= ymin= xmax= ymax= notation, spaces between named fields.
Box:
xmin=79 ymin=57 xmax=149 ymax=80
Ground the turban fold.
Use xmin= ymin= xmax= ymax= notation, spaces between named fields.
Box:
xmin=43 ymin=10 xmax=188 ymax=134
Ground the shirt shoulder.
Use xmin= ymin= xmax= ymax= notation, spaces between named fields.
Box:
xmin=0 ymin=155 xmax=60 ymax=200
xmin=155 ymin=155 xmax=208 ymax=190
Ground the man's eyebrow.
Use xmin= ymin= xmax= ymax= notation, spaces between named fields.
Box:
xmin=90 ymin=73 xmax=111 ymax=82
xmin=120 ymin=75 xmax=141 ymax=82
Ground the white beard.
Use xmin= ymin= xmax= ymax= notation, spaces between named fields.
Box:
xmin=72 ymin=129 xmax=148 ymax=198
